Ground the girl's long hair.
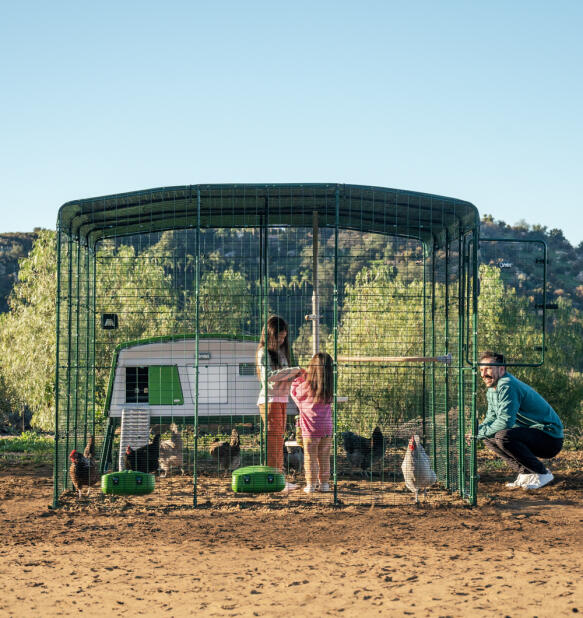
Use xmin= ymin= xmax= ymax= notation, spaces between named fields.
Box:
xmin=256 ymin=315 xmax=290 ymax=378
xmin=306 ymin=352 xmax=333 ymax=403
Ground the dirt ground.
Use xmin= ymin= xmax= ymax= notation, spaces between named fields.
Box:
xmin=1 ymin=452 xmax=582 ymax=617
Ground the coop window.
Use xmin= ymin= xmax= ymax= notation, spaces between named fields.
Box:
xmin=196 ymin=365 xmax=228 ymax=403
xmin=148 ymin=365 xmax=184 ymax=405
xmin=238 ymin=363 xmax=255 ymax=376
xmin=125 ymin=367 xmax=149 ymax=403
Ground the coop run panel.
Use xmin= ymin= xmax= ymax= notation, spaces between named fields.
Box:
xmin=54 ymin=183 xmax=541 ymax=509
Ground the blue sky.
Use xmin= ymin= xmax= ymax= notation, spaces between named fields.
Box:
xmin=2 ymin=1 xmax=582 ymax=246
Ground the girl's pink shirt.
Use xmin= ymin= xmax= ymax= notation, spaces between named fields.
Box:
xmin=290 ymin=375 xmax=332 ymax=438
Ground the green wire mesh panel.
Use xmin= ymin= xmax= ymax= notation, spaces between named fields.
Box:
xmin=473 ymin=238 xmax=547 ymax=366
xmin=54 ymin=184 xmax=481 ymax=508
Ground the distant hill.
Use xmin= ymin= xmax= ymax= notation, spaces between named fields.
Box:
xmin=0 ymin=232 xmax=38 ymax=313
xmin=0 ymin=219 xmax=582 ymax=315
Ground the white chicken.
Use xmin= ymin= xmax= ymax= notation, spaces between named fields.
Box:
xmin=401 ymin=435 xmax=437 ymax=503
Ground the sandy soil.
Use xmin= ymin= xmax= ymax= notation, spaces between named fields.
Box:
xmin=0 ymin=452 xmax=582 ymax=617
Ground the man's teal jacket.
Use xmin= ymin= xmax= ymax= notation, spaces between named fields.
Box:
xmin=477 ymin=373 xmax=564 ymax=439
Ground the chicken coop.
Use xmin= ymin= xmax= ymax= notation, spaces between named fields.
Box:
xmin=53 ymin=183 xmax=549 ymax=509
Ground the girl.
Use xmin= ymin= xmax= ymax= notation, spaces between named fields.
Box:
xmin=256 ymin=316 xmax=301 ymax=488
xmin=290 ymin=352 xmax=334 ymax=493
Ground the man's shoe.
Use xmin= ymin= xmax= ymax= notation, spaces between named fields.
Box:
xmin=319 ymin=482 xmax=331 ymax=492
xmin=505 ymin=473 xmax=529 ymax=488
xmin=282 ymin=481 xmax=299 ymax=493
xmin=524 ymin=470 xmax=554 ymax=490
xmin=303 ymin=484 xmax=317 ymax=494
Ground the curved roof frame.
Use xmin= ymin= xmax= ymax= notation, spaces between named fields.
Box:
xmin=57 ymin=183 xmax=479 ymax=250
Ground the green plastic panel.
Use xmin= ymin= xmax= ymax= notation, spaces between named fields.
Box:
xmin=148 ymin=365 xmax=184 ymax=405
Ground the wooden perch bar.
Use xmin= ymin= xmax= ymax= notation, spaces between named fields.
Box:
xmin=337 ymin=354 xmax=452 ymax=365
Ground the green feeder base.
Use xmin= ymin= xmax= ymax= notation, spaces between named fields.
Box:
xmin=231 ymin=465 xmax=286 ymax=493
xmin=101 ymin=470 xmax=155 ymax=495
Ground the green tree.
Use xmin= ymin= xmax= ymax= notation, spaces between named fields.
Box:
xmin=0 ymin=230 xmax=56 ymax=429
xmin=184 ymin=269 xmax=252 ymax=335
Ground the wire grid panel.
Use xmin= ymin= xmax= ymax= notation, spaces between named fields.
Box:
xmin=473 ymin=238 xmax=547 ymax=366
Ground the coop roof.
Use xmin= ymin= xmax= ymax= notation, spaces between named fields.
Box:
xmin=57 ymin=183 xmax=479 ymax=249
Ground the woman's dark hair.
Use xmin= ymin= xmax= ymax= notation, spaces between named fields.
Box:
xmin=306 ymin=352 xmax=333 ymax=403
xmin=256 ymin=316 xmax=290 ymax=376
xmin=478 ymin=351 xmax=505 ymax=365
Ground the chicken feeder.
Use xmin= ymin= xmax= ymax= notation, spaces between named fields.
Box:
xmin=101 ymin=470 xmax=156 ymax=495
xmin=231 ymin=465 xmax=285 ymax=493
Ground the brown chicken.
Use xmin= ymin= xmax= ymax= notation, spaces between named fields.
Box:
xmin=159 ymin=423 xmax=184 ymax=477
xmin=69 ymin=436 xmax=100 ymax=499
xmin=209 ymin=429 xmax=241 ymax=475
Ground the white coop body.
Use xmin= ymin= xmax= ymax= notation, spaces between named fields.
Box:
xmin=106 ymin=336 xmax=298 ymax=419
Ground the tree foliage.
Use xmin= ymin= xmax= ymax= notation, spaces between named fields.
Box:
xmin=0 ymin=230 xmax=56 ymax=429
xmin=185 ymin=269 xmax=252 ymax=335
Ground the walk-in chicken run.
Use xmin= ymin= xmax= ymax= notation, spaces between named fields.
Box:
xmin=53 ymin=184 xmax=549 ymax=508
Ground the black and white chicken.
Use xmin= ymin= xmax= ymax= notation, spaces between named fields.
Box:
xmin=401 ymin=435 xmax=437 ymax=503
xmin=283 ymin=443 xmax=304 ymax=478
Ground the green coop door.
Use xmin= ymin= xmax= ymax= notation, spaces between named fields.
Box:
xmin=148 ymin=365 xmax=184 ymax=405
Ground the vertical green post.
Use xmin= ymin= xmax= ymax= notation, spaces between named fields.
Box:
xmin=541 ymin=241 xmax=548 ymax=364
xmin=91 ymin=248 xmax=97 ymax=441
xmin=53 ymin=228 xmax=63 ymax=508
xmin=444 ymin=235 xmax=450 ymax=489
xmin=83 ymin=244 xmax=91 ymax=445
xmin=193 ymin=188 xmax=201 ymax=507
xmin=430 ymin=243 xmax=437 ymax=472
xmin=262 ymin=200 xmax=270 ymax=467
xmin=333 ymin=188 xmax=339 ymax=505
xmin=457 ymin=232 xmax=465 ymax=497
xmin=73 ymin=241 xmax=81 ymax=449
xmin=470 ymin=231 xmax=479 ymax=506
xmin=64 ymin=235 xmax=73 ymax=491
xmin=421 ymin=244 xmax=427 ymax=442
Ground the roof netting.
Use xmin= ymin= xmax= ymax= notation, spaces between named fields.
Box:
xmin=57 ymin=183 xmax=479 ymax=249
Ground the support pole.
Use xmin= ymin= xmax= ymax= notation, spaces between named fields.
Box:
xmin=305 ymin=211 xmax=320 ymax=355
xmin=312 ymin=211 xmax=319 ymax=355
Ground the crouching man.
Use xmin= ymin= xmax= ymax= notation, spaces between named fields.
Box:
xmin=475 ymin=351 xmax=563 ymax=490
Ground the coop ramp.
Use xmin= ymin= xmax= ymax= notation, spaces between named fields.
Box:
xmin=118 ymin=407 xmax=150 ymax=471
